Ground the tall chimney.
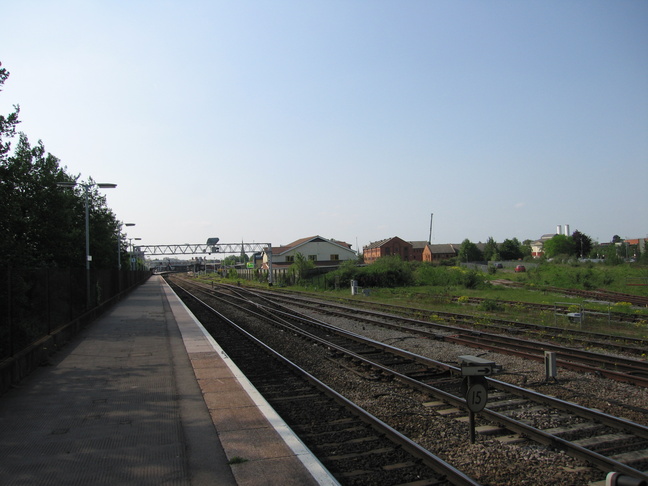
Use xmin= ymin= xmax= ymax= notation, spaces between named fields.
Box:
xmin=564 ymin=224 xmax=570 ymax=236
xmin=557 ymin=225 xmax=561 ymax=235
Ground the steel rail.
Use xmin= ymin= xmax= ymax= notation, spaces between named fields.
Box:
xmin=250 ymin=289 xmax=648 ymax=382
xmin=205 ymin=282 xmax=648 ymax=481
xmin=443 ymin=334 xmax=648 ymax=388
xmin=176 ymin=281 xmax=483 ymax=486
xmin=253 ymin=287 xmax=648 ymax=350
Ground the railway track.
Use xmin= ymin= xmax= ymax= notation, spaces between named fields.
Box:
xmin=236 ymin=286 xmax=648 ymax=387
xmin=168 ymin=276 xmax=648 ymax=485
xmin=168 ymin=280 xmax=481 ymax=486
xmin=492 ymin=280 xmax=648 ymax=308
xmin=449 ymin=295 xmax=646 ymax=325
xmin=241 ymin=286 xmax=647 ymax=356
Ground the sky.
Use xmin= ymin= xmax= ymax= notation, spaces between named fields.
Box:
xmin=1 ymin=1 xmax=647 ymax=255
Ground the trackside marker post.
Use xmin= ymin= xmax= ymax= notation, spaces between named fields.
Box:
xmin=458 ymin=356 xmax=503 ymax=444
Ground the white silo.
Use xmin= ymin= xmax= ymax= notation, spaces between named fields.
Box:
xmin=556 ymin=225 xmax=561 ymax=235
xmin=564 ymin=224 xmax=570 ymax=236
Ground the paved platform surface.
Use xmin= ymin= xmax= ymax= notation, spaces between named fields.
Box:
xmin=0 ymin=275 xmax=337 ymax=486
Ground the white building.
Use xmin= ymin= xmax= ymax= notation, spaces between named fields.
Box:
xmin=262 ymin=235 xmax=357 ymax=268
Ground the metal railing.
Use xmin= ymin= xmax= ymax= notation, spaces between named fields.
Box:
xmin=0 ymin=267 xmax=150 ymax=361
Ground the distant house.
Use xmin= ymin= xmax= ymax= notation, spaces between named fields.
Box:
xmin=410 ymin=241 xmax=428 ymax=262
xmin=262 ymin=235 xmax=357 ymax=269
xmin=364 ymin=238 xmax=463 ymax=264
xmin=422 ymin=244 xmax=458 ymax=263
xmin=621 ymin=238 xmax=647 ymax=260
xmin=363 ymin=237 xmax=414 ymax=264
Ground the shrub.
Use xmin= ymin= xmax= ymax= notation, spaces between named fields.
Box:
xmin=478 ymin=299 xmax=504 ymax=312
xmin=360 ymin=256 xmax=415 ymax=287
xmin=461 ymin=269 xmax=487 ymax=289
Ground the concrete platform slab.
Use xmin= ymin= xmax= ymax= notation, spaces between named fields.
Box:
xmin=0 ymin=276 xmax=339 ymax=486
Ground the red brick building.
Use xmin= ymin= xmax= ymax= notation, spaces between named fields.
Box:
xmin=422 ymin=244 xmax=458 ymax=263
xmin=363 ymin=237 xmax=414 ymax=264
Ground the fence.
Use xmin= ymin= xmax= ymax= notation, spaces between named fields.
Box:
xmin=234 ymin=266 xmax=340 ymax=288
xmin=0 ymin=267 xmax=150 ymax=362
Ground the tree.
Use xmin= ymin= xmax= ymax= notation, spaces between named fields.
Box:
xmin=0 ymin=63 xmax=121 ymax=269
xmin=0 ymin=133 xmax=79 ymax=266
xmin=543 ymin=234 xmax=576 ymax=258
xmin=499 ymin=238 xmax=523 ymax=261
xmin=223 ymin=254 xmax=249 ymax=266
xmin=290 ymin=252 xmax=315 ymax=283
xmin=0 ymin=62 xmax=20 ymax=161
xmin=520 ymin=240 xmax=533 ymax=259
xmin=600 ymin=243 xmax=622 ymax=264
xmin=571 ymin=230 xmax=593 ymax=258
xmin=483 ymin=237 xmax=499 ymax=261
xmin=458 ymin=239 xmax=483 ymax=263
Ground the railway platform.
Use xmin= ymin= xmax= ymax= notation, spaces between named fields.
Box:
xmin=0 ymin=275 xmax=337 ymax=486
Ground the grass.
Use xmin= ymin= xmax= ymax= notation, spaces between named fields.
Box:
xmin=190 ymin=262 xmax=648 ymax=340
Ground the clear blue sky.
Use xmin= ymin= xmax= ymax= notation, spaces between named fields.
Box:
xmin=2 ymin=1 xmax=647 ymax=253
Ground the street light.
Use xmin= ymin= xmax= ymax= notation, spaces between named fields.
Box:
xmin=57 ymin=181 xmax=117 ymax=307
xmin=128 ymin=237 xmax=142 ymax=270
xmin=118 ymin=223 xmax=136 ymax=270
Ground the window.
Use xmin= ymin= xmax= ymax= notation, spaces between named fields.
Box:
xmin=285 ymin=256 xmax=294 ymax=263
xmin=308 ymin=255 xmax=317 ymax=261
xmin=330 ymin=254 xmax=339 ymax=261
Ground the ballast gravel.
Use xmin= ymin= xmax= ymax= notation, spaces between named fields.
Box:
xmin=202 ymin=293 xmax=648 ymax=486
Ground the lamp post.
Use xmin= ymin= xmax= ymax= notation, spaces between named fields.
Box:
xmin=118 ymin=223 xmax=136 ymax=270
xmin=128 ymin=237 xmax=142 ymax=270
xmin=57 ymin=181 xmax=117 ymax=307
xmin=117 ymin=223 xmax=135 ymax=293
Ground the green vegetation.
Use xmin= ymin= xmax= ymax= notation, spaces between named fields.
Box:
xmin=507 ymin=261 xmax=646 ymax=293
xmin=200 ymin=257 xmax=648 ymax=339
xmin=205 ymin=256 xmax=648 ymax=303
xmin=1 ymin=64 xmax=126 ymax=269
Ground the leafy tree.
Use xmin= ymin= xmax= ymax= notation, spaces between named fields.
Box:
xmin=571 ymin=230 xmax=593 ymax=258
xmin=483 ymin=237 xmax=499 ymax=261
xmin=543 ymin=234 xmax=575 ymax=258
xmin=0 ymin=134 xmax=78 ymax=266
xmin=289 ymin=252 xmax=315 ymax=282
xmin=458 ymin=239 xmax=483 ymax=262
xmin=599 ymin=243 xmax=622 ymax=264
xmin=0 ymin=62 xmax=20 ymax=161
xmin=223 ymin=254 xmax=249 ymax=266
xmin=637 ymin=243 xmax=648 ymax=264
xmin=499 ymin=238 xmax=523 ymax=260
xmin=84 ymin=184 xmax=121 ymax=269
xmin=0 ymin=63 xmax=121 ymax=269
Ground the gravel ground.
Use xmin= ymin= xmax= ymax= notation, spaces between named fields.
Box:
xmin=193 ymin=285 xmax=648 ymax=486
xmin=266 ymin=304 xmax=648 ymax=486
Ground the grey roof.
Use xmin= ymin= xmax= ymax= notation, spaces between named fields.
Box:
xmin=272 ymin=235 xmax=354 ymax=255
xmin=409 ymin=241 xmax=429 ymax=249
xmin=363 ymin=237 xmax=405 ymax=250
xmin=427 ymin=244 xmax=457 ymax=254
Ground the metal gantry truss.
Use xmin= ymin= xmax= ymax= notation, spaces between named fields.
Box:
xmin=135 ymin=242 xmax=271 ymax=256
